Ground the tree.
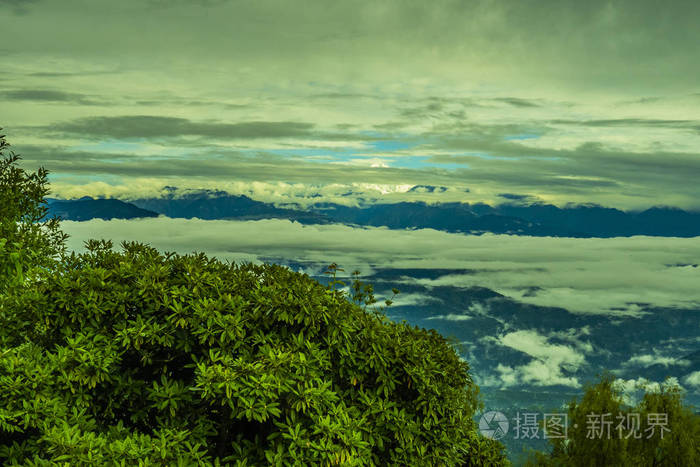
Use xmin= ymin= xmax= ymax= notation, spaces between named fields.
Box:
xmin=0 ymin=129 xmax=67 ymax=288
xmin=527 ymin=373 xmax=699 ymax=466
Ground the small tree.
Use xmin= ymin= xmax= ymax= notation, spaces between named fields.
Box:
xmin=527 ymin=373 xmax=700 ymax=466
xmin=0 ymin=128 xmax=67 ymax=288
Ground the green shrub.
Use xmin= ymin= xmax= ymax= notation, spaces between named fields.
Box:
xmin=0 ymin=239 xmax=507 ymax=465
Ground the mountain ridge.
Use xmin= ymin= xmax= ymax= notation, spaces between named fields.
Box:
xmin=47 ymin=192 xmax=700 ymax=238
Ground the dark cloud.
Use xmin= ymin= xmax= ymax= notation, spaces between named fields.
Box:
xmin=27 ymin=70 xmax=116 ymax=78
xmin=399 ymin=102 xmax=446 ymax=120
xmin=11 ymin=144 xmax=145 ymax=164
xmin=54 ymin=116 xmax=316 ymax=140
xmin=146 ymin=0 xmax=229 ymax=8
xmin=426 ymin=140 xmax=699 ymax=197
xmin=551 ymin=118 xmax=699 ymax=130
xmin=373 ymin=122 xmax=410 ymax=131
xmin=498 ymin=193 xmax=539 ymax=203
xmin=617 ymin=97 xmax=664 ymax=106
xmin=308 ymin=92 xmax=376 ymax=100
xmin=0 ymin=89 xmax=99 ymax=105
xmin=492 ymin=98 xmax=540 ymax=108
xmin=0 ymin=0 xmax=39 ymax=14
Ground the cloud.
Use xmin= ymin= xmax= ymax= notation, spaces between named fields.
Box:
xmin=683 ymin=371 xmax=700 ymax=388
xmin=488 ymin=330 xmax=586 ymax=388
xmin=0 ymin=0 xmax=38 ymax=14
xmin=0 ymin=89 xmax=99 ymax=104
xmin=425 ymin=302 xmax=493 ymax=322
xmin=624 ymin=353 xmax=691 ymax=368
xmin=425 ymin=313 xmax=472 ymax=322
xmin=492 ymin=97 xmax=540 ymax=108
xmin=6 ymin=0 xmax=700 ymax=92
xmin=54 ymin=116 xmax=315 ymax=140
xmin=551 ymin=118 xmax=698 ymax=130
xmin=58 ymin=218 xmax=700 ymax=318
xmin=388 ymin=292 xmax=441 ymax=307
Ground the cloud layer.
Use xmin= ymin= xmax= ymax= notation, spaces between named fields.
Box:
xmin=60 ymin=218 xmax=700 ymax=317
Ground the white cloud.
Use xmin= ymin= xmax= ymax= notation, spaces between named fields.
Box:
xmin=485 ymin=329 xmax=586 ymax=388
xmin=624 ymin=354 xmax=690 ymax=368
xmin=388 ymin=292 xmax=441 ymax=307
xmin=548 ymin=327 xmax=594 ymax=354
xmin=425 ymin=313 xmax=473 ymax=322
xmin=59 ymin=218 xmax=700 ymax=318
xmin=48 ymin=180 xmax=435 ymax=208
xmin=683 ymin=371 xmax=700 ymax=389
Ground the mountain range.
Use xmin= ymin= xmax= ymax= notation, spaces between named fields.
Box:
xmin=46 ymin=197 xmax=158 ymax=221
xmin=46 ymin=191 xmax=700 ymax=238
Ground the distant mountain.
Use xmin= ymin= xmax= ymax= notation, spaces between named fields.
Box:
xmin=309 ymin=202 xmax=700 ymax=237
xmin=130 ymin=190 xmax=329 ymax=224
xmin=494 ymin=204 xmax=700 ymax=237
xmin=46 ymin=197 xmax=158 ymax=221
xmin=50 ymin=191 xmax=700 ymax=238
xmin=309 ymin=201 xmax=558 ymax=235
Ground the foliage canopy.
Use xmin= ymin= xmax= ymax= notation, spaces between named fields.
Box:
xmin=0 ymin=240 xmax=507 ymax=465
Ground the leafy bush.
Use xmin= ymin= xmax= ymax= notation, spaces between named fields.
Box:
xmin=0 ymin=238 xmax=507 ymax=465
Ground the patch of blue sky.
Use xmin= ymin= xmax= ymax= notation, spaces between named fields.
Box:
xmin=257 ymin=141 xmax=473 ymax=170
xmin=48 ymin=173 xmax=125 ymax=184
xmin=369 ymin=140 xmax=415 ymax=151
xmin=504 ymin=133 xmax=540 ymax=141
xmin=264 ymin=147 xmax=358 ymax=158
xmin=458 ymin=151 xmax=518 ymax=160
xmin=73 ymin=140 xmax=147 ymax=154
xmin=383 ymin=156 xmax=463 ymax=170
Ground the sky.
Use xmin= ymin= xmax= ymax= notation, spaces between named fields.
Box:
xmin=2 ymin=0 xmax=700 ymax=209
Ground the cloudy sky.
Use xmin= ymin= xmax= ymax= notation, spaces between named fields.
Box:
xmin=2 ymin=0 xmax=699 ymax=209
